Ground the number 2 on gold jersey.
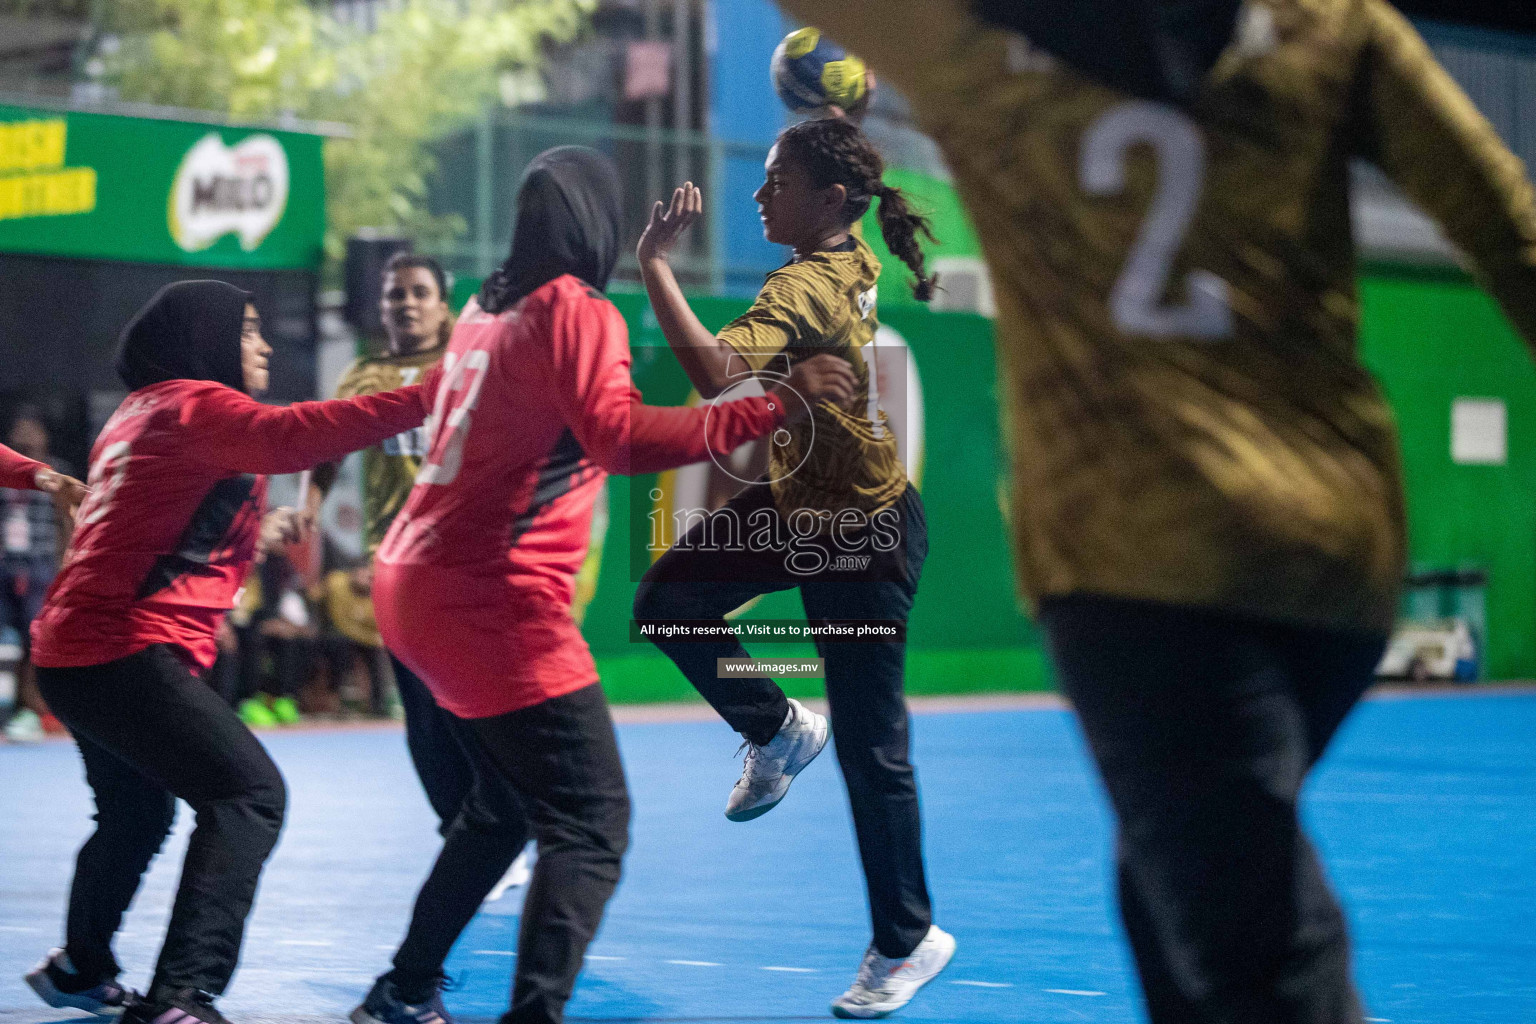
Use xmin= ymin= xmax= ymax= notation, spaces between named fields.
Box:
xmin=1080 ymin=101 xmax=1234 ymax=340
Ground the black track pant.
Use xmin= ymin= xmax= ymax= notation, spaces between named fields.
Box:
xmin=386 ymin=655 xmax=532 ymax=997
xmin=409 ymin=682 xmax=630 ymax=1024
xmin=393 ymin=652 xmax=530 ymax=837
xmin=37 ymin=645 xmax=287 ymax=1000
xmin=1040 ymin=595 xmax=1384 ymax=1024
xmin=634 ymin=482 xmax=932 ymax=959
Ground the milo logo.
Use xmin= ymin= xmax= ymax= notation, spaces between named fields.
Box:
xmin=168 ymin=133 xmax=289 ymax=252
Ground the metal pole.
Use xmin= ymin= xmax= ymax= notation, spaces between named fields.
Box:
xmin=699 ymin=0 xmax=721 ymax=291
xmin=475 ymin=109 xmax=495 ymax=278
xmin=644 ymin=0 xmax=663 ymax=226
xmin=673 ymin=0 xmax=693 ymax=268
xmin=707 ymin=137 xmax=725 ymax=294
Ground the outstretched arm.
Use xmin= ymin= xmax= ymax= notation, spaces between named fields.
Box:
xmin=0 ymin=444 xmax=87 ymax=524
xmin=306 ymin=361 xmax=370 ymax=517
xmin=545 ymin=289 xmax=854 ymax=475
xmin=177 ymin=375 xmax=440 ymax=476
xmin=1358 ymin=0 xmax=1536 ymax=348
xmin=0 ymin=444 xmax=46 ymax=491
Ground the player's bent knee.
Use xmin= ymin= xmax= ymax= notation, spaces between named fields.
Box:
xmin=243 ymin=770 xmax=289 ymax=834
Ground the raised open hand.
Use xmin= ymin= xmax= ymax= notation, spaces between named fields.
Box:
xmin=638 ymin=181 xmax=704 ymax=263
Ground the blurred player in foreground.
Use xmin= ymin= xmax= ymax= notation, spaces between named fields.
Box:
xmin=633 ymin=117 xmax=952 ymax=1019
xmin=23 ymin=281 xmax=439 ymax=1024
xmin=360 ymin=146 xmax=854 ymax=1024
xmin=772 ymin=1 xmax=1536 ymax=1022
xmin=312 ymin=252 xmax=535 ymax=920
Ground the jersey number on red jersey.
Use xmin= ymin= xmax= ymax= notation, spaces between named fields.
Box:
xmin=418 ymin=350 xmax=491 ymax=487
xmin=77 ymin=441 xmax=133 ymax=526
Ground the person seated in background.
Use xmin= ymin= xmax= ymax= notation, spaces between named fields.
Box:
xmin=239 ymin=551 xmax=321 ymax=726
xmin=215 ymin=499 xmax=320 ymax=718
xmin=320 ymin=560 xmax=391 ymax=718
xmin=2 ymin=408 xmax=75 ymax=742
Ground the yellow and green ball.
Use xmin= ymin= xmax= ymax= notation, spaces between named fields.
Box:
xmin=770 ymin=27 xmax=871 ymax=115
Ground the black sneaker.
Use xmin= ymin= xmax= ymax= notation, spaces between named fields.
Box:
xmin=126 ymin=988 xmax=230 ymax=1024
xmin=351 ymin=975 xmax=454 ymax=1024
xmin=24 ymin=948 xmax=131 ymax=1016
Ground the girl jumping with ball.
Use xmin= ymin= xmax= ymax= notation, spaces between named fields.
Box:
xmin=634 ymin=116 xmax=954 ymax=1020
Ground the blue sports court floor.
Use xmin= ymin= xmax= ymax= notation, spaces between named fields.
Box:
xmin=2 ymin=690 xmax=1533 ymax=1024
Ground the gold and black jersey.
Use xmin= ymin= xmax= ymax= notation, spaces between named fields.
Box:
xmin=779 ymin=0 xmax=1536 ymax=631
xmin=334 ymin=346 xmax=445 ymax=553
xmin=720 ymin=236 xmax=907 ymax=519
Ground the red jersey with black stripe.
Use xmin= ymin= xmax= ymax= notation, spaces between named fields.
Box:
xmin=375 ymin=274 xmax=786 ymax=718
xmin=32 ymin=378 xmax=436 ymax=671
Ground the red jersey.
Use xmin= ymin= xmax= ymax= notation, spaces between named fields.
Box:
xmin=0 ymin=444 xmax=45 ymax=490
xmin=32 ymin=377 xmax=436 ymax=671
xmin=375 ymin=275 xmax=785 ymax=718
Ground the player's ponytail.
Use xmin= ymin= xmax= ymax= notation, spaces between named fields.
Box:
xmin=871 ymin=181 xmax=937 ymax=302
xmin=775 ymin=118 xmax=938 ymax=302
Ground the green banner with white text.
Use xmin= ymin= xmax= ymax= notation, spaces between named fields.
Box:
xmin=0 ymin=104 xmax=324 ymax=271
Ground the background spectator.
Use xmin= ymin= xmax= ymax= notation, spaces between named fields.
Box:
xmin=320 ymin=561 xmax=391 ymax=717
xmin=2 ymin=408 xmax=71 ymax=742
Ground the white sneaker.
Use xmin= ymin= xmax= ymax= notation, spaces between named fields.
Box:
xmin=5 ymin=709 xmax=44 ymax=744
xmin=830 ymin=925 xmax=956 ymax=1019
xmin=484 ymin=841 xmax=535 ymax=903
xmin=724 ymin=698 xmax=828 ymax=822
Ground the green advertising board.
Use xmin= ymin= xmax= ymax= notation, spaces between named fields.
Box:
xmin=0 ymin=103 xmax=325 ymax=270
xmin=567 ymin=293 xmax=1045 ymax=701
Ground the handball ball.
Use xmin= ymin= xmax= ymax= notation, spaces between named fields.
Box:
xmin=771 ymin=27 xmax=871 ymax=116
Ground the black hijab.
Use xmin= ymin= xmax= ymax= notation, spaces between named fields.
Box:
xmin=972 ymin=0 xmax=1243 ymax=107
xmin=116 ymin=280 xmax=251 ymax=394
xmin=478 ymin=146 xmax=623 ymax=314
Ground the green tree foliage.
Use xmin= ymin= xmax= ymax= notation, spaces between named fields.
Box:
xmin=82 ymin=0 xmax=592 ymax=266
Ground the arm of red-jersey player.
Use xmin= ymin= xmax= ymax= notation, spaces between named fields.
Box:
xmin=0 ymin=443 xmax=47 ymax=490
xmin=307 ymin=358 xmax=371 ymax=505
xmin=546 ymin=288 xmax=787 ymax=475
xmin=1 ymin=444 xmax=89 ymax=525
xmin=177 ymin=368 xmax=443 ymax=476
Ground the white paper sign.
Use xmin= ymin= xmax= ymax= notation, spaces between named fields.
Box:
xmin=1451 ymin=398 xmax=1507 ymax=465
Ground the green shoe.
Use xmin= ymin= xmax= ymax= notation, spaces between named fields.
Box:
xmin=238 ymin=697 xmax=279 ymax=729
xmin=270 ymin=695 xmax=301 ymax=726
